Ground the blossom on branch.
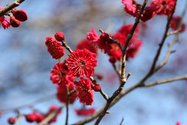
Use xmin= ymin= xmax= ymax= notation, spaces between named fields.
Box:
xmin=150 ymin=0 xmax=176 ymax=16
xmin=66 ymin=49 xmax=97 ymax=78
xmin=171 ymin=16 xmax=186 ymax=32
xmin=45 ymin=37 xmax=65 ymax=59
xmin=108 ymin=24 xmax=142 ymax=63
xmin=87 ymin=28 xmax=112 ymax=53
xmin=56 ymin=84 xmax=77 ymax=104
xmin=50 ymin=62 xmax=75 ymax=87
xmin=76 ymin=39 xmax=98 ymax=55
xmin=74 ymin=78 xmax=94 ymax=105
xmin=0 ymin=7 xmax=11 ymax=29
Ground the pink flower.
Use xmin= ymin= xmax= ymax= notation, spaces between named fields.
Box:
xmin=50 ymin=62 xmax=75 ymax=87
xmin=108 ymin=24 xmax=142 ymax=62
xmin=176 ymin=122 xmax=183 ymax=125
xmin=141 ymin=7 xmax=155 ymax=22
xmin=122 ymin=0 xmax=141 ymax=17
xmin=0 ymin=7 xmax=11 ymax=29
xmin=74 ymin=78 xmax=94 ymax=105
xmin=56 ymin=84 xmax=77 ymax=104
xmin=45 ymin=37 xmax=65 ymax=59
xmin=76 ymin=39 xmax=97 ymax=55
xmin=87 ymin=28 xmax=112 ymax=53
xmin=171 ymin=16 xmax=185 ymax=32
xmin=75 ymin=108 xmax=95 ymax=116
xmin=66 ymin=49 xmax=97 ymax=78
xmin=150 ymin=0 xmax=176 ymax=16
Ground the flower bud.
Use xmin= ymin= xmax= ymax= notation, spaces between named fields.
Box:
xmin=10 ymin=16 xmax=21 ymax=27
xmin=12 ymin=9 xmax=28 ymax=22
xmin=55 ymin=32 xmax=65 ymax=41
xmin=93 ymin=84 xmax=101 ymax=92
xmin=8 ymin=117 xmax=16 ymax=124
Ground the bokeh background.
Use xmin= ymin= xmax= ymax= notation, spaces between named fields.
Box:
xmin=0 ymin=0 xmax=187 ymax=125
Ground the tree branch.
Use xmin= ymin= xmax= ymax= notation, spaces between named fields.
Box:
xmin=38 ymin=105 xmax=64 ymax=125
xmin=65 ymin=87 xmax=70 ymax=125
xmin=0 ymin=0 xmax=25 ymax=17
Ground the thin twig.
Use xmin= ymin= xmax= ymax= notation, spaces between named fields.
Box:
xmin=112 ymin=63 xmax=120 ymax=76
xmin=14 ymin=114 xmax=23 ymax=125
xmin=62 ymin=40 xmax=73 ymax=53
xmin=119 ymin=117 xmax=124 ymax=125
xmin=167 ymin=30 xmax=180 ymax=36
xmin=65 ymin=87 xmax=70 ymax=125
xmin=148 ymin=0 xmax=177 ymax=75
xmin=90 ymin=76 xmax=109 ymax=100
xmin=155 ymin=0 xmax=187 ymax=72
xmin=73 ymin=73 xmax=187 ymax=125
xmin=141 ymin=74 xmax=187 ymax=87
xmin=0 ymin=0 xmax=25 ymax=17
xmin=38 ymin=105 xmax=64 ymax=125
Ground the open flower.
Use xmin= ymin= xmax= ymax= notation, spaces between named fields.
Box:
xmin=66 ymin=49 xmax=97 ymax=78
xmin=150 ymin=0 xmax=176 ymax=16
xmin=74 ymin=78 xmax=94 ymax=105
xmin=0 ymin=7 xmax=11 ymax=29
xmin=50 ymin=62 xmax=75 ymax=87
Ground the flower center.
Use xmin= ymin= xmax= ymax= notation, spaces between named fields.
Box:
xmin=60 ymin=71 xmax=66 ymax=77
xmin=79 ymin=60 xmax=85 ymax=66
xmin=162 ymin=1 xmax=167 ymax=6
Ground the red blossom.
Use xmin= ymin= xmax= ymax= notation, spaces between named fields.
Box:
xmin=141 ymin=7 xmax=155 ymax=22
xmin=76 ymin=39 xmax=97 ymax=55
xmin=8 ymin=117 xmax=16 ymax=124
xmin=54 ymin=32 xmax=65 ymax=41
xmin=87 ymin=28 xmax=112 ymax=53
xmin=45 ymin=37 xmax=65 ymax=59
xmin=47 ymin=105 xmax=62 ymax=123
xmin=93 ymin=84 xmax=101 ymax=91
xmin=176 ymin=122 xmax=183 ymax=125
xmin=56 ymin=84 xmax=77 ymax=104
xmin=10 ymin=16 xmax=21 ymax=27
xmin=50 ymin=62 xmax=75 ymax=87
xmin=171 ymin=16 xmax=185 ymax=32
xmin=122 ymin=0 xmax=141 ymax=17
xmin=108 ymin=24 xmax=142 ymax=62
xmin=25 ymin=112 xmax=38 ymax=123
xmin=75 ymin=108 xmax=95 ymax=116
xmin=12 ymin=8 xmax=28 ymax=22
xmin=66 ymin=49 xmax=97 ymax=78
xmin=74 ymin=78 xmax=94 ymax=105
xmin=150 ymin=0 xmax=176 ymax=16
xmin=0 ymin=7 xmax=11 ymax=29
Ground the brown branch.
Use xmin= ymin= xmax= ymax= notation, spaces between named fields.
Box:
xmin=148 ymin=0 xmax=177 ymax=75
xmin=141 ymin=74 xmax=187 ymax=87
xmin=62 ymin=40 xmax=73 ymax=53
xmin=65 ymin=87 xmax=70 ymax=125
xmin=93 ymin=0 xmax=148 ymax=124
xmin=0 ymin=0 xmax=25 ymax=17
xmin=112 ymin=63 xmax=120 ymax=76
xmin=15 ymin=114 xmax=23 ymax=125
xmin=90 ymin=76 xmax=109 ymax=100
xmin=119 ymin=117 xmax=124 ymax=125
xmin=38 ymin=105 xmax=64 ymax=125
xmin=167 ymin=30 xmax=180 ymax=36
xmin=155 ymin=0 xmax=187 ymax=72
xmin=99 ymin=28 xmax=123 ymax=51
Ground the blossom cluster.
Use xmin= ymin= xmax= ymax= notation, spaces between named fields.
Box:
xmin=87 ymin=24 xmax=142 ymax=63
xmin=45 ymin=32 xmax=98 ymax=107
xmin=0 ymin=7 xmax=27 ymax=29
xmin=122 ymin=0 xmax=176 ymax=22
